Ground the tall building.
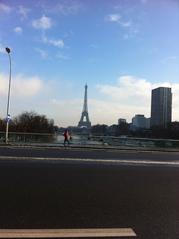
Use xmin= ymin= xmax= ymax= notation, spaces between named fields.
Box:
xmin=150 ymin=87 xmax=172 ymax=127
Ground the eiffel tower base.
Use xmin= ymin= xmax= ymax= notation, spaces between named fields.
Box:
xmin=78 ymin=110 xmax=91 ymax=129
xmin=78 ymin=120 xmax=91 ymax=129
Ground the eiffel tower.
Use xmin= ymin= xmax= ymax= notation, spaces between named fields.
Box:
xmin=78 ymin=84 xmax=91 ymax=129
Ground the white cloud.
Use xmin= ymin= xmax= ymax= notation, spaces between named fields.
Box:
xmin=107 ymin=14 xmax=121 ymax=22
xmin=89 ymin=99 xmax=147 ymax=125
xmin=42 ymin=35 xmax=64 ymax=48
xmin=48 ymin=95 xmax=149 ymax=127
xmin=0 ymin=73 xmax=43 ymax=98
xmin=48 ymin=1 xmax=82 ymax=15
xmin=1 ymin=73 xmax=178 ymax=127
xmin=18 ymin=5 xmax=30 ymax=20
xmin=98 ymin=75 xmax=151 ymax=106
xmin=0 ymin=3 xmax=11 ymax=13
xmin=14 ymin=27 xmax=23 ymax=34
xmin=49 ymin=39 xmax=64 ymax=48
xmin=106 ymin=13 xmax=132 ymax=28
xmin=97 ymin=75 xmax=179 ymax=123
xmin=32 ymin=15 xmax=53 ymax=30
xmin=0 ymin=43 xmax=5 ymax=54
xmin=31 ymin=78 xmax=179 ymax=126
xmin=34 ymin=48 xmax=48 ymax=59
xmin=41 ymin=75 xmax=179 ymax=126
xmin=120 ymin=21 xmax=132 ymax=27
xmin=49 ymin=98 xmax=82 ymax=126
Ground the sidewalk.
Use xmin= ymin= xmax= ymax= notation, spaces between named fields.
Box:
xmin=1 ymin=141 xmax=179 ymax=153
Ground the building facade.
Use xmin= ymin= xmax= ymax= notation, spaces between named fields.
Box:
xmin=131 ymin=114 xmax=150 ymax=130
xmin=150 ymin=87 xmax=172 ymax=127
xmin=118 ymin=118 xmax=127 ymax=125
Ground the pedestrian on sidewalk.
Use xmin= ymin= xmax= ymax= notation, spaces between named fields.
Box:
xmin=63 ymin=129 xmax=70 ymax=146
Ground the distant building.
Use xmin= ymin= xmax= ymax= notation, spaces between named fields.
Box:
xmin=131 ymin=114 xmax=150 ymax=130
xmin=107 ymin=124 xmax=117 ymax=136
xmin=151 ymin=87 xmax=172 ymax=127
xmin=118 ymin=118 xmax=127 ymax=125
xmin=146 ymin=118 xmax=151 ymax=129
xmin=132 ymin=114 xmax=146 ymax=128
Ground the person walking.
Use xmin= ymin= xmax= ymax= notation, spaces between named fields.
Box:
xmin=63 ymin=129 xmax=70 ymax=146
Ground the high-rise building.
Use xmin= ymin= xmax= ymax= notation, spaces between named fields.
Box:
xmin=150 ymin=87 xmax=172 ymax=127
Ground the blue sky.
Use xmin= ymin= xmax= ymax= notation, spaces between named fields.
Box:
xmin=0 ymin=0 xmax=179 ymax=126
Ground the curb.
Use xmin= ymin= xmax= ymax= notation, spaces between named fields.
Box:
xmin=0 ymin=142 xmax=179 ymax=153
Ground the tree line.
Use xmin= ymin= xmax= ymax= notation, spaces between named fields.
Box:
xmin=1 ymin=111 xmax=179 ymax=139
xmin=0 ymin=111 xmax=55 ymax=133
xmin=91 ymin=122 xmax=179 ymax=139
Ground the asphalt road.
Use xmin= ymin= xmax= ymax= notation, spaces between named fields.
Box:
xmin=0 ymin=145 xmax=179 ymax=161
xmin=0 ymin=146 xmax=179 ymax=239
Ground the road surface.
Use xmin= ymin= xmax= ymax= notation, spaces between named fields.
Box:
xmin=0 ymin=146 xmax=178 ymax=239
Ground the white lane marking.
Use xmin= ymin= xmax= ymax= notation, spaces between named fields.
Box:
xmin=0 ymin=155 xmax=179 ymax=166
xmin=0 ymin=228 xmax=136 ymax=238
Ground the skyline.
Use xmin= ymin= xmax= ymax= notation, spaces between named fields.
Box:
xmin=0 ymin=0 xmax=179 ymax=127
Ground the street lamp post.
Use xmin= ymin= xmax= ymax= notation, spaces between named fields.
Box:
xmin=5 ymin=47 xmax=11 ymax=144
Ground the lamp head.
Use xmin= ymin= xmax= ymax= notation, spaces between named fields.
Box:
xmin=5 ymin=47 xmax=11 ymax=54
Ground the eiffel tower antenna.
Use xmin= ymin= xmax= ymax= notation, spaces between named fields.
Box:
xmin=78 ymin=84 xmax=91 ymax=129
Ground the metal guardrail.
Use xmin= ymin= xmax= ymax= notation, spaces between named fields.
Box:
xmin=0 ymin=132 xmax=179 ymax=149
xmin=0 ymin=131 xmax=55 ymax=143
xmin=90 ymin=135 xmax=179 ymax=149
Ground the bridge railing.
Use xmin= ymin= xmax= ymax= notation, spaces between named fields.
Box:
xmin=0 ymin=131 xmax=179 ymax=149
xmin=90 ymin=135 xmax=179 ymax=149
xmin=0 ymin=131 xmax=55 ymax=143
